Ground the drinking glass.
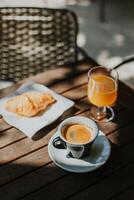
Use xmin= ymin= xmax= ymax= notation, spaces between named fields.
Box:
xmin=87 ymin=66 xmax=118 ymax=122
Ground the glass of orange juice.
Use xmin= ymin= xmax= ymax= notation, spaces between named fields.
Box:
xmin=87 ymin=66 xmax=118 ymax=122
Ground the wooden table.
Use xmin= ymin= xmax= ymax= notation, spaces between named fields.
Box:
xmin=0 ymin=58 xmax=134 ymax=200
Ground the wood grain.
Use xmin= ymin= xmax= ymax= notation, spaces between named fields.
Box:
xmin=1 ymin=121 xmax=134 ymax=199
xmin=17 ymin=135 xmax=134 ymax=200
xmin=0 ymin=106 xmax=133 ymax=166
xmin=0 ymin=59 xmax=134 ymax=200
xmin=0 ymin=109 xmax=134 ymax=197
xmin=109 ymin=184 xmax=134 ymax=200
xmin=0 ymin=83 xmax=124 ymax=149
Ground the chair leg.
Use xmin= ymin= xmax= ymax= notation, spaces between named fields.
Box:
xmin=113 ymin=55 xmax=134 ymax=69
xmin=99 ymin=0 xmax=106 ymax=22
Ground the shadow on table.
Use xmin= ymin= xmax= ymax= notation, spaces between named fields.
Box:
xmin=0 ymin=137 xmax=133 ymax=200
xmin=1 ymin=75 xmax=134 ymax=199
xmin=32 ymin=106 xmax=79 ymax=141
xmin=1 ymin=122 xmax=134 ymax=199
xmin=45 ymin=58 xmax=97 ymax=89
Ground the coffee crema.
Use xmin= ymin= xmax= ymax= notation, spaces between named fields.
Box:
xmin=63 ymin=124 xmax=93 ymax=144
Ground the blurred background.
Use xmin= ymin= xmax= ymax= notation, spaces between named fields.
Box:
xmin=0 ymin=0 xmax=134 ymax=88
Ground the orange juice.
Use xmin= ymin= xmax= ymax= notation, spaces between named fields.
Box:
xmin=88 ymin=74 xmax=117 ymax=107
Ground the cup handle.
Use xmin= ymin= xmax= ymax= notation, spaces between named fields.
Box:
xmin=53 ymin=136 xmax=66 ymax=149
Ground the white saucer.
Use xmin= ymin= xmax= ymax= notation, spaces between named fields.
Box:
xmin=48 ymin=130 xmax=111 ymax=173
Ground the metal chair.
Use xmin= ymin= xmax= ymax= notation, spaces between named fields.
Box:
xmin=0 ymin=7 xmax=90 ymax=83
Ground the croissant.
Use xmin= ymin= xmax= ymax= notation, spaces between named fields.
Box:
xmin=5 ymin=91 xmax=55 ymax=117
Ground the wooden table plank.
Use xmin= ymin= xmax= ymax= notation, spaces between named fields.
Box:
xmin=109 ymin=184 xmax=134 ymax=200
xmin=22 ymin=130 xmax=134 ymax=200
xmin=16 ymin=145 xmax=134 ymax=200
xmin=66 ymin=162 xmax=134 ymax=200
xmin=0 ymin=118 xmax=12 ymax=133
xmin=0 ymin=60 xmax=132 ymax=144
xmin=0 ymin=73 xmax=124 ymax=148
xmin=0 ymin=60 xmax=93 ymax=98
xmin=1 ymin=121 xmax=134 ymax=200
xmin=0 ymin=96 xmax=124 ymax=150
xmin=118 ymin=81 xmax=134 ymax=110
xmin=0 ymin=81 xmax=124 ymax=149
xmin=0 ymin=61 xmax=92 ymax=147
xmin=1 ymin=61 xmax=134 ymax=111
xmin=0 ymin=59 xmax=134 ymax=200
xmin=0 ymin=109 xmax=134 ymax=197
xmin=0 ymin=162 xmax=67 ymax=200
xmin=0 ymin=102 xmax=126 ymax=186
xmin=82 ymin=108 xmax=134 ymax=135
xmin=0 ymin=105 xmax=133 ymax=166
xmin=0 ymin=85 xmax=86 ymax=148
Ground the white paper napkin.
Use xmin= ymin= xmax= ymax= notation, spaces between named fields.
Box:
xmin=0 ymin=82 xmax=74 ymax=138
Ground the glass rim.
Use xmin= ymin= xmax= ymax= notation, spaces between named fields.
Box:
xmin=87 ymin=66 xmax=118 ymax=93
xmin=88 ymin=66 xmax=119 ymax=82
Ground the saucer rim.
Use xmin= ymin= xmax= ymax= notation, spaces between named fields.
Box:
xmin=48 ymin=130 xmax=111 ymax=173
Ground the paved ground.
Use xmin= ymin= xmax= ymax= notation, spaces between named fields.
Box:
xmin=67 ymin=0 xmax=134 ymax=88
xmin=0 ymin=0 xmax=134 ymax=88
